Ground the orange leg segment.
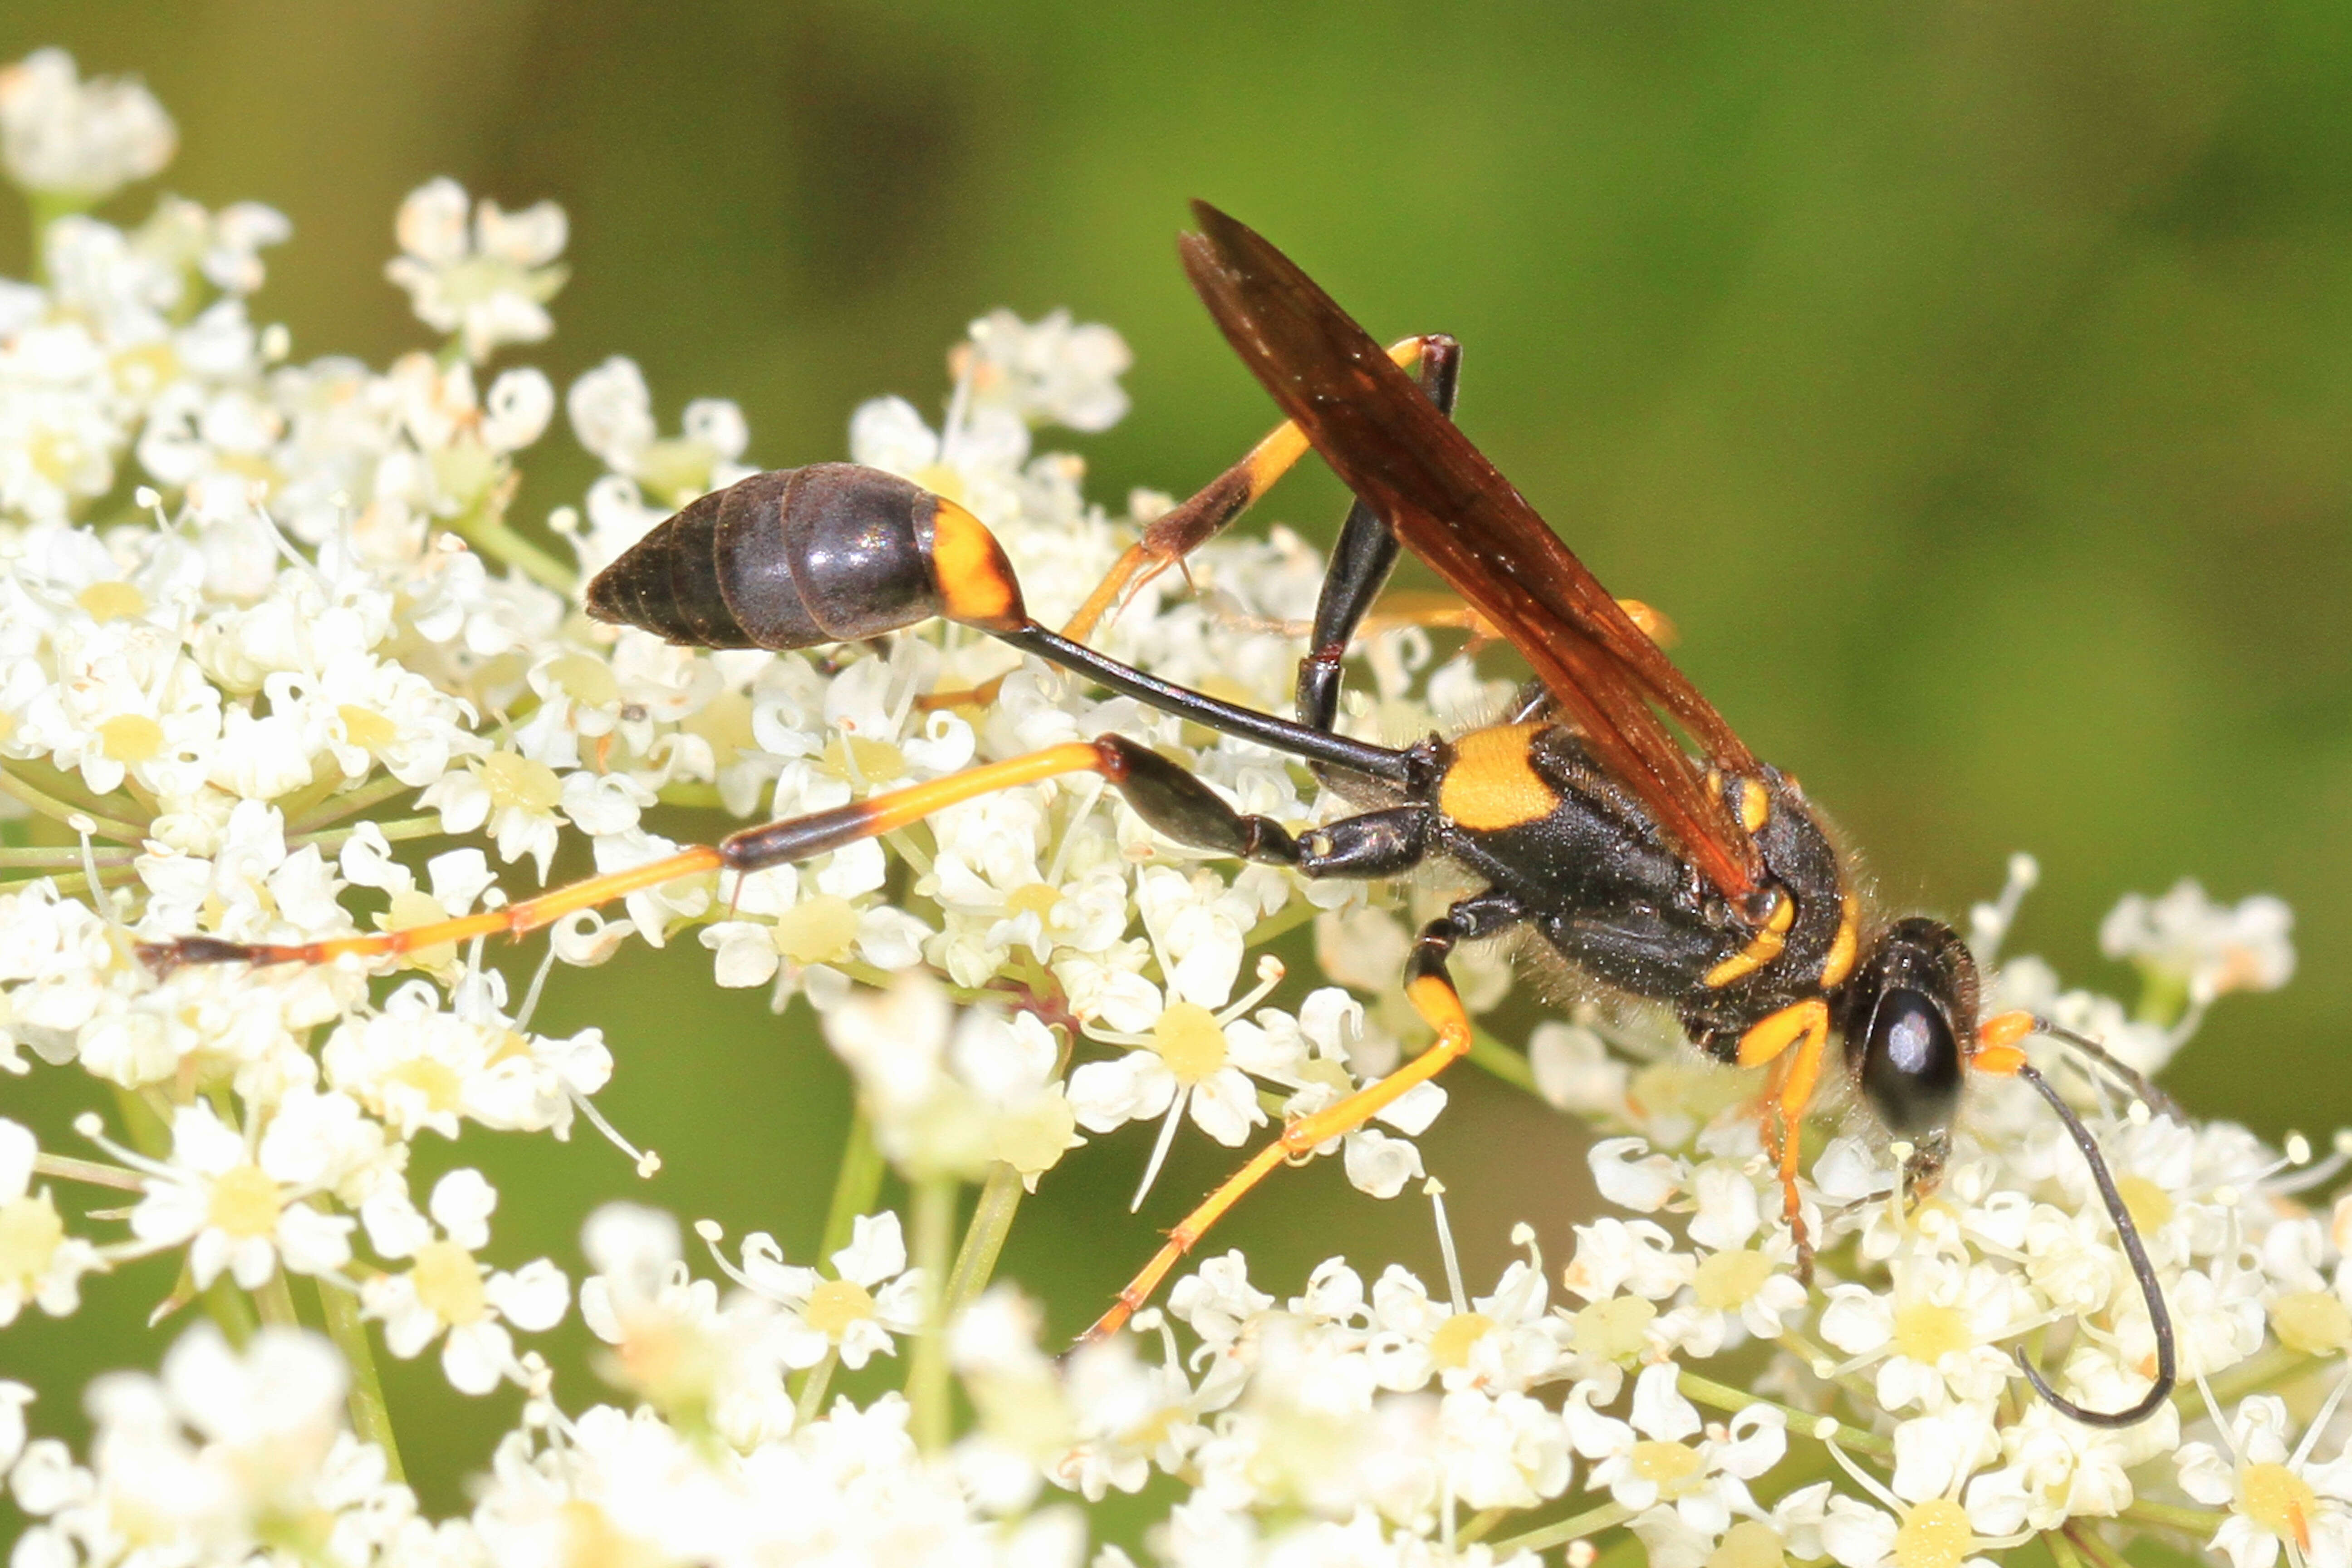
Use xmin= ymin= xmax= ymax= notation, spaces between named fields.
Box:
xmin=140 ymin=740 xmax=1123 ymax=975
xmin=1081 ymin=924 xmax=1475 ymax=1343
xmin=1735 ymin=997 xmax=1832 ymax=1279
xmin=1057 ymin=335 xmax=1433 ymax=646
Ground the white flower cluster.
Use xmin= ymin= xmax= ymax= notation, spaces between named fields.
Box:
xmin=0 ymin=48 xmax=2345 ymax=1568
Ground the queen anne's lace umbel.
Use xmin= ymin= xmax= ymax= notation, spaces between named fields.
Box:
xmin=0 ymin=49 xmax=2342 ymax=1568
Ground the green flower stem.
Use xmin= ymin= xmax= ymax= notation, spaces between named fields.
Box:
xmin=2196 ymin=1342 xmax=2306 ymax=1410
xmin=1677 ymin=1369 xmax=1894 ymax=1462
xmin=793 ymin=1348 xmax=840 ymax=1428
xmin=820 ymin=1111 xmax=887 ymax=1263
xmin=1455 ymin=1506 xmax=1510 ymax=1544
xmin=2043 ymin=1527 xmax=2089 ymax=1568
xmin=315 ymin=1275 xmax=407 ymax=1484
xmin=0 ymin=863 xmax=141 ymax=899
xmin=201 ymin=1270 xmax=260 ymax=1349
xmin=450 ymin=511 xmax=579 ymax=596
xmin=290 ymin=771 xmax=423 ymax=834
xmin=2063 ymin=1522 xmax=2134 ymax=1568
xmin=0 ymin=844 xmax=138 ymax=868
xmin=907 ymin=1176 xmax=960 ymax=1454
xmin=0 ymin=767 xmax=147 ymax=842
xmin=288 ymin=813 xmax=445 ymax=853
xmin=1468 ymin=1025 xmax=1539 ymax=1095
xmin=2119 ymin=1499 xmax=2226 ymax=1537
xmin=32 ymin=1152 xmax=146 ymax=1191
xmin=1487 ymin=1499 xmax=1636 ymax=1557
xmin=252 ymin=1266 xmax=302 ymax=1327
xmin=944 ymin=1162 xmax=1026 ymax=1317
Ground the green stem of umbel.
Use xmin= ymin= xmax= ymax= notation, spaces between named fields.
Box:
xmin=906 ymin=1176 xmax=960 ymax=1454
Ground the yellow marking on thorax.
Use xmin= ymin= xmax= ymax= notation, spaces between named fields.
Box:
xmin=1738 ymin=778 xmax=1770 ymax=835
xmin=1704 ymin=888 xmax=1797 ymax=989
xmin=929 ymin=498 xmax=1026 ymax=631
xmin=1438 ymin=724 xmax=1558 ymax=832
xmin=1819 ymin=893 xmax=1861 ymax=988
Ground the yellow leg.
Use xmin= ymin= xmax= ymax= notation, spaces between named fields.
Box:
xmin=140 ymin=741 xmax=1121 ymax=974
xmin=1736 ymin=998 xmax=1831 ymax=1279
xmin=1082 ymin=953 xmax=1475 ymax=1342
xmin=1058 ymin=335 xmax=1433 ymax=644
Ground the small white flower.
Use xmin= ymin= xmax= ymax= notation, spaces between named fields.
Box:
xmin=720 ymin=1210 xmax=925 ymax=1371
xmin=1567 ymin=1362 xmax=1784 ymax=1535
xmin=384 ymin=176 xmax=568 ymax=363
xmin=360 ymin=1168 xmax=568 ymax=1395
xmin=109 ymin=1098 xmax=356 ymax=1290
xmin=0 ymin=1117 xmax=102 ymax=1323
xmin=0 ymin=49 xmax=175 ymax=201
xmin=2100 ymin=879 xmax=2295 ymax=1000
xmin=2177 ymin=1381 xmax=2352 ymax=1568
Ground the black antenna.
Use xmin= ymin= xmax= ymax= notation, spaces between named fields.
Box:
xmin=2009 ymin=1059 xmax=2177 ymax=1427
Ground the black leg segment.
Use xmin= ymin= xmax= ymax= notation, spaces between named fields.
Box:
xmin=1294 ymin=335 xmax=1462 ymax=733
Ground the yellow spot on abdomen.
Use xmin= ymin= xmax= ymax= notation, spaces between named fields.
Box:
xmin=1438 ymin=725 xmax=1556 ymax=831
xmin=928 ymin=497 xmax=1025 ymax=631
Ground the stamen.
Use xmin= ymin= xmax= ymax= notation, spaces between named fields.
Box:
xmin=515 ymin=941 xmax=562 ymax=1033
xmin=1131 ymin=1090 xmax=1189 ymax=1212
xmin=1426 ymin=1178 xmax=1468 ymax=1313
xmin=1822 ymin=1436 xmax=1904 ymax=1513
xmin=1217 ymin=954 xmax=1288 ymax=1024
xmin=569 ymin=1087 xmax=660 ymax=1178
xmin=692 ymin=1219 xmax=758 ymax=1291
xmin=2289 ymin=1363 xmax=2352 ymax=1470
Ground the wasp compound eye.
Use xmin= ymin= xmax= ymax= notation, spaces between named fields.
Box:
xmin=1857 ymin=986 xmax=1964 ymax=1141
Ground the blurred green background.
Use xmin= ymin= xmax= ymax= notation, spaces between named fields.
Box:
xmin=5 ymin=0 xmax=2351 ymax=1524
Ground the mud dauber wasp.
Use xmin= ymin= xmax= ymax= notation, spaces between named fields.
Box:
xmin=148 ymin=202 xmax=2176 ymax=1427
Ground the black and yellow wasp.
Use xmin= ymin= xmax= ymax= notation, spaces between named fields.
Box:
xmin=152 ymin=203 xmax=2175 ymax=1426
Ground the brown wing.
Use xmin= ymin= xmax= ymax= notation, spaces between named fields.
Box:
xmin=1181 ymin=201 xmax=1763 ymax=901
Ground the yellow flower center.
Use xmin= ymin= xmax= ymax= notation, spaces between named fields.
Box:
xmin=482 ymin=750 xmax=562 ymax=813
xmin=411 ymin=1239 xmax=488 ymax=1325
xmin=804 ymin=1277 xmax=876 ymax=1340
xmin=338 ymin=704 xmax=399 ymax=755
xmin=0 ymin=1191 xmax=65 ymax=1284
xmin=1573 ymin=1295 xmax=1656 ymax=1360
xmin=1891 ymin=1498 xmax=1974 ymax=1568
xmin=1694 ymin=1247 xmax=1774 ymax=1311
xmin=818 ymin=735 xmax=908 ymax=787
xmin=1892 ymin=1301 xmax=1972 ymax=1363
xmin=681 ymin=688 xmax=755 ymax=768
xmin=1430 ymin=1311 xmax=1495 ymax=1371
xmin=1152 ymin=1003 xmax=1229 ymax=1086
xmin=992 ymin=1094 xmax=1078 ymax=1180
xmin=771 ymin=895 xmax=861 ymax=966
xmin=110 ymin=341 xmax=181 ymax=397
xmin=387 ymin=1058 xmax=465 ymax=1113
xmin=1630 ymin=1439 xmax=1705 ymax=1495
xmin=2272 ymin=1289 xmax=2352 ymax=1355
xmin=634 ymin=437 xmax=718 ymax=505
xmin=558 ymin=1498 xmax=666 ymax=1568
xmin=2240 ymin=1461 xmax=2318 ymax=1549
xmin=1005 ymin=882 xmax=1063 ymax=920
xmin=206 ymin=1164 xmax=284 ymax=1239
xmin=77 ymin=580 xmax=147 ymax=622
xmin=1709 ymin=1520 xmax=1787 ymax=1568
xmin=98 ymin=713 xmax=164 ymax=763
xmin=2116 ymin=1174 xmax=2174 ymax=1235
xmin=546 ymin=652 xmax=620 ymax=710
